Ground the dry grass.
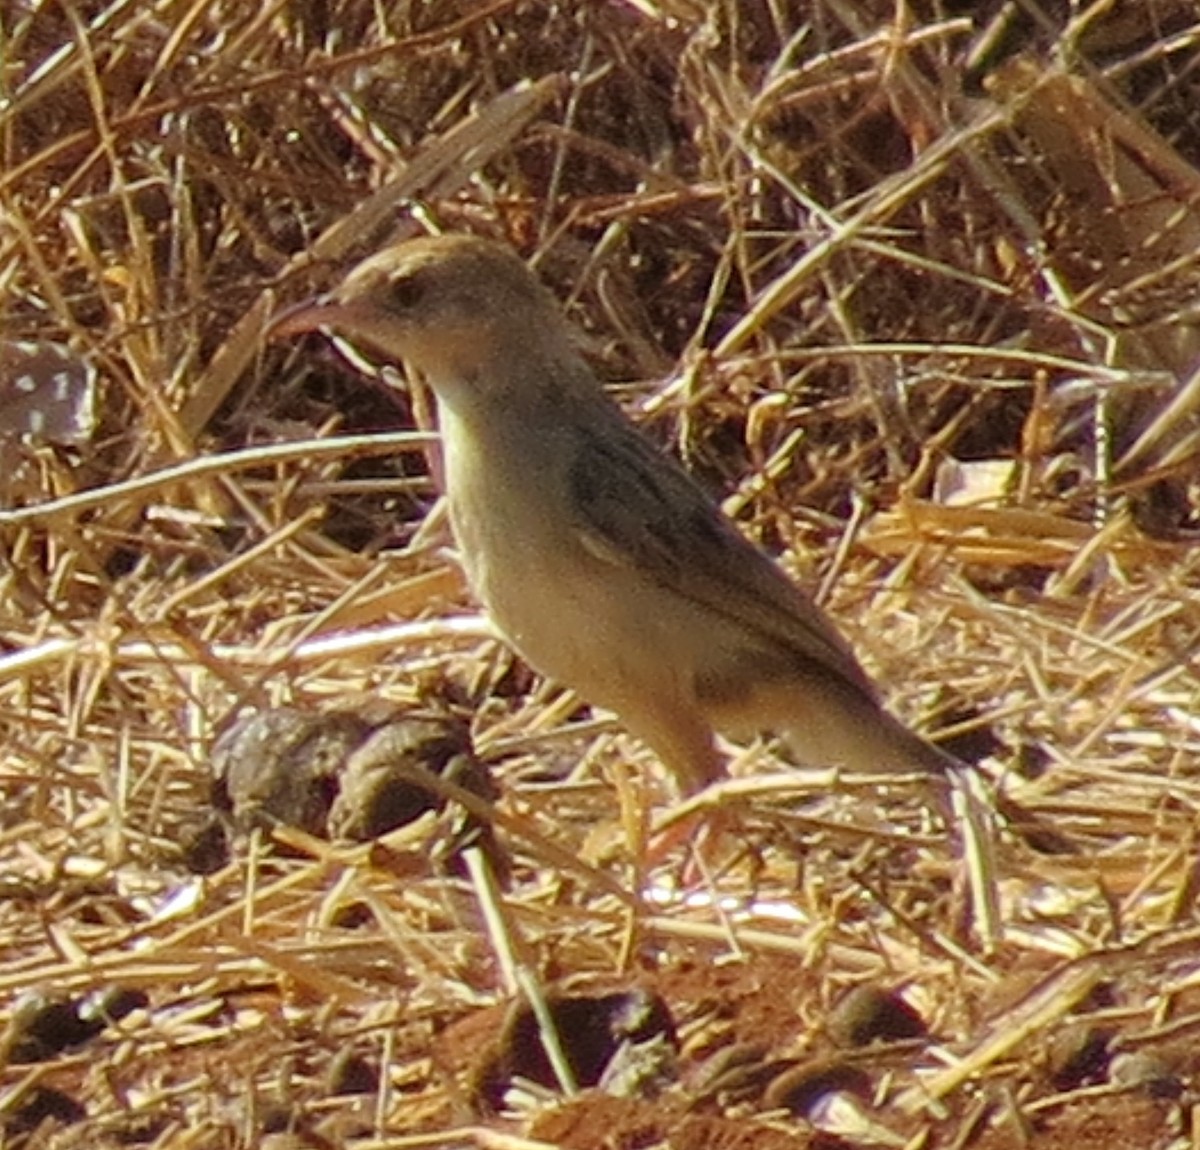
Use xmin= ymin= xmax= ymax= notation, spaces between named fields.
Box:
xmin=2 ymin=1 xmax=1200 ymax=1146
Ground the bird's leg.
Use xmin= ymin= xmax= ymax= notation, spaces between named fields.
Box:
xmin=612 ymin=709 xmax=739 ymax=872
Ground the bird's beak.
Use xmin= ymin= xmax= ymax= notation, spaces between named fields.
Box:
xmin=269 ymin=294 xmax=417 ymax=369
xmin=267 ymin=296 xmax=369 ymax=342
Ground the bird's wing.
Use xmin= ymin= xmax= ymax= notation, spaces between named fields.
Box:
xmin=566 ymin=403 xmax=880 ymax=700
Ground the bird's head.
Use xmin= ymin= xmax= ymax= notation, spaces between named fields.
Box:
xmin=271 ymin=235 xmax=573 ymax=406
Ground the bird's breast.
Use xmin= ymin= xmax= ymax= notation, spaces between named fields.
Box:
xmin=440 ymin=406 xmax=579 ymax=628
xmin=435 ymin=400 xmax=771 ymax=724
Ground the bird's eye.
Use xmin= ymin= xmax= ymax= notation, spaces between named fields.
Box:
xmin=387 ymin=274 xmax=425 ymax=311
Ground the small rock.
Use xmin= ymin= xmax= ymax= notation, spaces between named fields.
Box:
xmin=212 ymin=708 xmax=369 ymax=835
xmin=7 ymin=985 xmax=148 ymax=1062
xmin=326 ymin=1048 xmax=380 ymax=1096
xmin=0 ymin=1086 xmax=86 ymax=1134
xmin=473 ymin=988 xmax=678 ymax=1112
xmin=762 ymin=1058 xmax=873 ymax=1116
xmin=1044 ymin=1023 xmax=1112 ymax=1090
xmin=1108 ymin=1051 xmax=1183 ymax=1099
xmin=827 ymin=985 xmax=926 ymax=1048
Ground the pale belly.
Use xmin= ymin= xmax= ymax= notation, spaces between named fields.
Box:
xmin=448 ymin=477 xmax=722 ymax=720
xmin=439 ymin=404 xmax=777 ymax=738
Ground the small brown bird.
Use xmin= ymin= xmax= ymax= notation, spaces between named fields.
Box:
xmin=274 ymin=234 xmax=963 ymax=797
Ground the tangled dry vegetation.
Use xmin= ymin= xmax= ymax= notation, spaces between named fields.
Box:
xmin=3 ymin=1 xmax=1200 ymax=1147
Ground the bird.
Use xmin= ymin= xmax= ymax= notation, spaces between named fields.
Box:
xmin=272 ymin=234 xmax=968 ymax=801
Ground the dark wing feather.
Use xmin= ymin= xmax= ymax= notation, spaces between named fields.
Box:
xmin=566 ymin=403 xmax=879 ymax=701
